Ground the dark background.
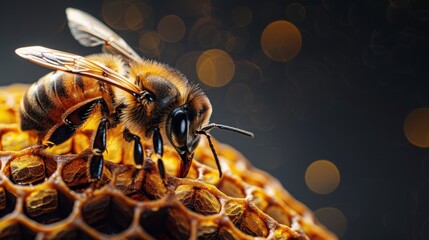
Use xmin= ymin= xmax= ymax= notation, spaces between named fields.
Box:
xmin=1 ymin=0 xmax=429 ymax=239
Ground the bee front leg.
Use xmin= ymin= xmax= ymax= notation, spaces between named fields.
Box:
xmin=153 ymin=127 xmax=166 ymax=180
xmin=123 ymin=128 xmax=144 ymax=166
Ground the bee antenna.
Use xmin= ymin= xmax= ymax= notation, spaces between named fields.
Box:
xmin=196 ymin=123 xmax=254 ymax=178
xmin=198 ymin=123 xmax=254 ymax=138
xmin=196 ymin=130 xmax=222 ymax=178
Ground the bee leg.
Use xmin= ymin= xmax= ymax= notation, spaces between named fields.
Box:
xmin=153 ymin=127 xmax=166 ymax=180
xmin=123 ymin=129 xmax=144 ymax=166
xmin=46 ymin=98 xmax=105 ymax=147
xmin=90 ymin=118 xmax=109 ymax=180
xmin=46 ymin=124 xmax=76 ymax=147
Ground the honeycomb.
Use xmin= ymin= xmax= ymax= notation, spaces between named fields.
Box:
xmin=0 ymin=84 xmax=336 ymax=239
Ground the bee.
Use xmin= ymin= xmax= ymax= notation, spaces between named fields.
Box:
xmin=16 ymin=8 xmax=253 ymax=180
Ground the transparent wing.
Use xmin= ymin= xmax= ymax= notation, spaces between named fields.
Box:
xmin=16 ymin=46 xmax=141 ymax=95
xmin=66 ymin=8 xmax=142 ymax=63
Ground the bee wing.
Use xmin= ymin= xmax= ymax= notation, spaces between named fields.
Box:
xmin=16 ymin=46 xmax=141 ymax=95
xmin=66 ymin=8 xmax=142 ymax=63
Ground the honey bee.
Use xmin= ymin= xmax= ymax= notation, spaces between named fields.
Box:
xmin=16 ymin=8 xmax=253 ymax=180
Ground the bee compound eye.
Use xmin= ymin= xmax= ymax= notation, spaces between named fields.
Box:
xmin=170 ymin=109 xmax=189 ymax=148
xmin=146 ymin=92 xmax=155 ymax=102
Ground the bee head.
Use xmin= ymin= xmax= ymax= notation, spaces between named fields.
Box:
xmin=165 ymin=86 xmax=212 ymax=177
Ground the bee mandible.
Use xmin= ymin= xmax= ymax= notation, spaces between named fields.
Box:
xmin=16 ymin=8 xmax=253 ymax=180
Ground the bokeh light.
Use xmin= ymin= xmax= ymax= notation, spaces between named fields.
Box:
xmin=315 ymin=207 xmax=347 ymax=238
xmin=261 ymin=20 xmax=302 ymax=62
xmin=231 ymin=6 xmax=253 ymax=27
xmin=224 ymin=83 xmax=253 ymax=113
xmin=305 ymin=160 xmax=340 ymax=194
xmin=102 ymin=0 xmax=151 ymax=30
xmin=157 ymin=15 xmax=186 ymax=43
xmin=404 ymin=108 xmax=429 ymax=148
xmin=139 ymin=31 xmax=163 ymax=58
xmin=196 ymin=49 xmax=235 ymax=87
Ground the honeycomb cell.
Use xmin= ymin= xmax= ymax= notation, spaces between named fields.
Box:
xmin=239 ymin=210 xmax=269 ymax=237
xmin=25 ymin=188 xmax=58 ymax=218
xmin=266 ymin=204 xmax=291 ymax=226
xmin=251 ymin=189 xmax=269 ymax=211
xmin=24 ymin=185 xmax=74 ymax=224
xmin=0 ymin=107 xmax=16 ymax=124
xmin=1 ymin=129 xmax=36 ymax=151
xmin=10 ymin=155 xmax=46 ymax=185
xmin=195 ymin=220 xmax=219 ymax=239
xmin=0 ymin=221 xmax=36 ymax=239
xmin=139 ymin=159 xmax=168 ymax=199
xmin=44 ymin=228 xmax=94 ymax=240
xmin=82 ymin=194 xmax=133 ymax=234
xmin=217 ymin=177 xmax=246 ymax=198
xmin=114 ymin=167 xmax=146 ymax=200
xmin=175 ymin=185 xmax=221 ymax=215
xmin=0 ymin=186 xmax=16 ymax=217
xmin=140 ymin=206 xmax=191 ymax=239
xmin=62 ymin=157 xmax=91 ymax=190
xmin=224 ymin=200 xmax=245 ymax=223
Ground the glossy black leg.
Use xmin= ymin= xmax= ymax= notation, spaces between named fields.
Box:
xmin=153 ymin=127 xmax=165 ymax=179
xmin=93 ymin=118 xmax=108 ymax=154
xmin=47 ymin=124 xmax=76 ymax=146
xmin=123 ymin=129 xmax=144 ymax=166
xmin=90 ymin=118 xmax=109 ymax=179
xmin=46 ymin=98 xmax=106 ymax=146
xmin=90 ymin=155 xmax=104 ymax=179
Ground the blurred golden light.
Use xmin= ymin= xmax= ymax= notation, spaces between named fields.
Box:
xmin=225 ymin=83 xmax=253 ymax=113
xmin=102 ymin=0 xmax=151 ymax=30
xmin=286 ymin=3 xmax=306 ymax=22
xmin=261 ymin=20 xmax=302 ymax=62
xmin=139 ymin=31 xmax=163 ymax=58
xmin=196 ymin=49 xmax=235 ymax=87
xmin=404 ymin=108 xmax=429 ymax=148
xmin=157 ymin=15 xmax=186 ymax=43
xmin=315 ymin=207 xmax=347 ymax=238
xmin=124 ymin=4 xmax=143 ymax=30
xmin=305 ymin=160 xmax=340 ymax=194
xmin=231 ymin=6 xmax=253 ymax=27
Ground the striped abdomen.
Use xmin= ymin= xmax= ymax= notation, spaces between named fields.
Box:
xmin=20 ymin=71 xmax=115 ymax=138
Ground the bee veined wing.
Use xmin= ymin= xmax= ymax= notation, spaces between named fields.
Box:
xmin=16 ymin=46 xmax=141 ymax=95
xmin=66 ymin=8 xmax=142 ymax=63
